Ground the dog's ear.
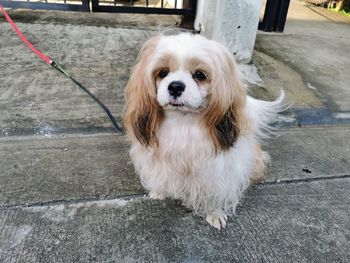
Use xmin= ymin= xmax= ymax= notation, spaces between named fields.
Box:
xmin=123 ymin=37 xmax=163 ymax=147
xmin=201 ymin=41 xmax=248 ymax=152
xmin=214 ymin=106 xmax=241 ymax=150
xmin=204 ymin=102 xmax=246 ymax=153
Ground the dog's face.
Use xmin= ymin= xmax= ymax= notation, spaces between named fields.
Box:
xmin=124 ymin=33 xmax=247 ymax=151
xmin=152 ymin=36 xmax=212 ymax=113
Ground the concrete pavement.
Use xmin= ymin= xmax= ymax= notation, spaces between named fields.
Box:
xmin=1 ymin=1 xmax=350 ymax=262
xmin=1 ymin=126 xmax=349 ymax=207
xmin=2 ymin=177 xmax=350 ymax=262
xmin=255 ymin=0 xmax=350 ymax=116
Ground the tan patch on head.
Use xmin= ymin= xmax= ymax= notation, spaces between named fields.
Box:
xmin=153 ymin=53 xmax=180 ymax=75
xmin=185 ymin=57 xmax=211 ymax=83
xmin=152 ymin=53 xmax=180 ymax=87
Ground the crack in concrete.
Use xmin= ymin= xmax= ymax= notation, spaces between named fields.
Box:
xmin=0 ymin=193 xmax=147 ymax=210
xmin=258 ymin=174 xmax=350 ymax=186
xmin=2 ymin=174 xmax=350 ymax=210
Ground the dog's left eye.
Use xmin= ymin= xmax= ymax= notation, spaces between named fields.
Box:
xmin=158 ymin=70 xmax=169 ymax=79
xmin=193 ymin=71 xmax=207 ymax=81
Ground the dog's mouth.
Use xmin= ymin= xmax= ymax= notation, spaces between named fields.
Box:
xmin=163 ymin=99 xmax=202 ymax=113
xmin=169 ymin=102 xmax=185 ymax=107
xmin=168 ymin=99 xmax=185 ymax=107
xmin=164 ymin=101 xmax=202 ymax=114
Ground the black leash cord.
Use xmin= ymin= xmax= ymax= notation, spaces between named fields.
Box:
xmin=51 ymin=60 xmax=125 ymax=135
xmin=0 ymin=6 xmax=124 ymax=135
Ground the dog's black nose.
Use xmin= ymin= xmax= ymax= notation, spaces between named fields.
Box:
xmin=168 ymin=81 xmax=185 ymax=98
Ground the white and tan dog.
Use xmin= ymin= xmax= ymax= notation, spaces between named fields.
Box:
xmin=124 ymin=33 xmax=284 ymax=229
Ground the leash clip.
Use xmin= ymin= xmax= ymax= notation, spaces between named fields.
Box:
xmin=50 ymin=60 xmax=71 ymax=78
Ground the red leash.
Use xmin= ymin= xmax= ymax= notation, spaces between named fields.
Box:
xmin=0 ymin=4 xmax=125 ymax=135
xmin=0 ymin=4 xmax=52 ymax=65
xmin=0 ymin=3 xmax=70 ymax=76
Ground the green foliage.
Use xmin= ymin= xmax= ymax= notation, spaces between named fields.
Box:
xmin=329 ymin=0 xmax=350 ymax=16
xmin=330 ymin=8 xmax=350 ymax=16
xmin=344 ymin=0 xmax=350 ymax=12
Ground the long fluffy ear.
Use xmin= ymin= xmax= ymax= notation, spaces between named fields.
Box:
xmin=202 ymin=41 xmax=248 ymax=152
xmin=123 ymin=37 xmax=163 ymax=147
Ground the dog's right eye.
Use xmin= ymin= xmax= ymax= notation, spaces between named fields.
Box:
xmin=193 ymin=71 xmax=207 ymax=81
xmin=158 ymin=70 xmax=169 ymax=79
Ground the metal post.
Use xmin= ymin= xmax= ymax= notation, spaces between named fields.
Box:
xmin=259 ymin=0 xmax=279 ymax=32
xmin=91 ymin=0 xmax=99 ymax=12
xmin=259 ymin=0 xmax=290 ymax=32
xmin=274 ymin=0 xmax=290 ymax=32
xmin=82 ymin=0 xmax=90 ymax=11
xmin=180 ymin=0 xmax=196 ymax=28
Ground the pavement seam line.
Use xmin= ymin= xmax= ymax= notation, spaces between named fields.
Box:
xmin=1 ymin=174 xmax=350 ymax=210
xmin=0 ymin=193 xmax=147 ymax=210
xmin=1 ymin=124 xmax=349 ymax=140
xmin=258 ymin=174 xmax=350 ymax=186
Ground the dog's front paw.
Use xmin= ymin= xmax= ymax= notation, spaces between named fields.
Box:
xmin=149 ymin=191 xmax=166 ymax=200
xmin=206 ymin=213 xmax=228 ymax=230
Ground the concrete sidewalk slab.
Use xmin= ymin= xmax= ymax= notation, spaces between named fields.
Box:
xmin=265 ymin=126 xmax=350 ymax=182
xmin=255 ymin=0 xmax=350 ymax=114
xmin=1 ymin=3 xmax=348 ymax=136
xmin=0 ymin=134 xmax=143 ymax=206
xmin=1 ymin=177 xmax=349 ymax=262
xmin=251 ymin=50 xmax=323 ymax=108
xmin=1 ymin=126 xmax=349 ymax=207
xmin=0 ymin=22 xmax=158 ymax=136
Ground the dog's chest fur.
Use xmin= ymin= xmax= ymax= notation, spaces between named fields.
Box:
xmin=130 ymin=111 xmax=214 ymax=188
xmin=157 ymin=111 xmax=213 ymax=174
xmin=130 ymin=110 xmax=256 ymax=214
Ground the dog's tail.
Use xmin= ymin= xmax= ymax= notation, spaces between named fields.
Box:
xmin=246 ymin=90 xmax=287 ymax=139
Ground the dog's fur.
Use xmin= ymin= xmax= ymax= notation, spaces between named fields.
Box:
xmin=124 ymin=33 xmax=285 ymax=229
